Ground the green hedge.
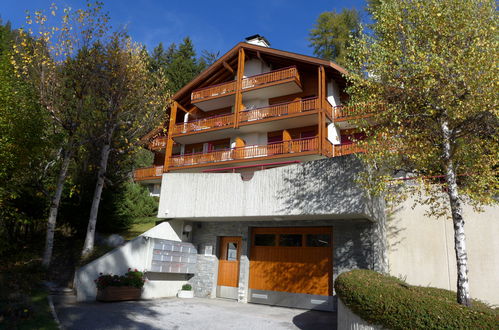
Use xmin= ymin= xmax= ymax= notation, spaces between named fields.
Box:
xmin=334 ymin=270 xmax=498 ymax=329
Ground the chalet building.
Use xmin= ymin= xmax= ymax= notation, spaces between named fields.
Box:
xmin=130 ymin=35 xmax=386 ymax=311
xmin=75 ymin=35 xmax=498 ymax=309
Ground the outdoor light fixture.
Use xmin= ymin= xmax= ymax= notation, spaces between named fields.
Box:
xmin=183 ymin=224 xmax=193 ymax=237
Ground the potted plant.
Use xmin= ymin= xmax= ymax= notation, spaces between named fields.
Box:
xmin=95 ymin=268 xmax=145 ymax=302
xmin=177 ymin=284 xmax=194 ymax=298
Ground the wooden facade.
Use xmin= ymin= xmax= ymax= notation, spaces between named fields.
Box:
xmin=134 ymin=41 xmax=373 ymax=179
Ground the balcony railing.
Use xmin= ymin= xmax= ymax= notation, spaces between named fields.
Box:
xmin=191 ymin=66 xmax=300 ymax=102
xmin=133 ymin=166 xmax=164 ymax=181
xmin=173 ymin=113 xmax=234 ymax=135
xmin=333 ymin=143 xmax=365 ymax=157
xmin=149 ymin=137 xmax=168 ymax=150
xmin=169 ymin=137 xmax=318 ymax=168
xmin=240 ymin=97 xmax=318 ymax=122
xmin=241 ymin=66 xmax=299 ymax=89
xmin=333 ymin=102 xmax=385 ymax=121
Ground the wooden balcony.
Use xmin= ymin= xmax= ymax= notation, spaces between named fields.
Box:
xmin=169 ymin=137 xmax=318 ymax=168
xmin=240 ymin=97 xmax=319 ymax=122
xmin=333 ymin=143 xmax=365 ymax=157
xmin=173 ymin=113 xmax=234 ymax=135
xmin=191 ymin=66 xmax=302 ymax=111
xmin=191 ymin=80 xmax=237 ymax=102
xmin=148 ymin=137 xmax=168 ymax=151
xmin=333 ymin=103 xmax=385 ymax=122
xmin=133 ymin=166 xmax=164 ymax=181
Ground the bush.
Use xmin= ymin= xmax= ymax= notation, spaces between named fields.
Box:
xmin=94 ymin=268 xmax=145 ymax=290
xmin=335 ymin=269 xmax=498 ymax=329
xmin=182 ymin=284 xmax=192 ymax=291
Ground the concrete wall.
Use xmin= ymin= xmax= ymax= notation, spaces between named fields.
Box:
xmin=188 ymin=219 xmax=386 ymax=302
xmin=337 ymin=298 xmax=382 ymax=330
xmin=244 ymin=58 xmax=270 ymax=77
xmin=158 ymin=156 xmax=385 ymax=222
xmin=387 ymin=198 xmax=499 ymax=305
xmin=75 ymin=221 xmax=188 ymax=302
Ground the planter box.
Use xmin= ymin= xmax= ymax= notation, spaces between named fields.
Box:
xmin=177 ymin=290 xmax=194 ymax=298
xmin=97 ymin=286 xmax=142 ymax=302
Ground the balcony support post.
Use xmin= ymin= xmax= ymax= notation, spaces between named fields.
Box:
xmin=163 ymin=101 xmax=178 ymax=172
xmin=234 ymin=48 xmax=245 ymax=128
xmin=318 ymin=66 xmax=327 ymax=155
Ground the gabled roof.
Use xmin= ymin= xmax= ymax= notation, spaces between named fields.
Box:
xmin=173 ymin=42 xmax=348 ymax=103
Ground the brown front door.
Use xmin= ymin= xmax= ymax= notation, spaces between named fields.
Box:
xmin=217 ymin=236 xmax=242 ymax=299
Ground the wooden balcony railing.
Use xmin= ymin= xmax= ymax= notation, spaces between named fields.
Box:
xmin=173 ymin=113 xmax=234 ymax=135
xmin=169 ymin=137 xmax=318 ymax=168
xmin=191 ymin=80 xmax=237 ymax=102
xmin=240 ymin=97 xmax=318 ymax=122
xmin=191 ymin=66 xmax=300 ymax=102
xmin=133 ymin=166 xmax=164 ymax=181
xmin=333 ymin=102 xmax=385 ymax=121
xmin=333 ymin=143 xmax=365 ymax=157
xmin=149 ymin=137 xmax=168 ymax=150
xmin=241 ymin=66 xmax=299 ymax=89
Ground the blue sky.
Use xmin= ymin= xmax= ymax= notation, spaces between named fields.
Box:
xmin=0 ymin=0 xmax=367 ymax=57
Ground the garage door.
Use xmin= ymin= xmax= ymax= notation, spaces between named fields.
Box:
xmin=249 ymin=227 xmax=333 ymax=297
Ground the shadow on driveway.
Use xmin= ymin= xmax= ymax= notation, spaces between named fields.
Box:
xmin=53 ymin=296 xmax=336 ymax=330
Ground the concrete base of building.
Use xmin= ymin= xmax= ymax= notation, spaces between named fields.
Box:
xmin=249 ymin=289 xmax=335 ymax=312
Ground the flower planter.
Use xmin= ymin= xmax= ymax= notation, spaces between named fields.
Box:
xmin=97 ymin=286 xmax=142 ymax=302
xmin=177 ymin=290 xmax=194 ymax=298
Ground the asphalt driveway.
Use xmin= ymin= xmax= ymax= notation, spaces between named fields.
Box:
xmin=53 ymin=296 xmax=336 ymax=330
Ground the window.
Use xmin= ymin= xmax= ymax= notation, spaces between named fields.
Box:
xmin=254 ymin=234 xmax=276 ymax=246
xmin=306 ymin=234 xmax=331 ymax=247
xmin=279 ymin=234 xmax=302 ymax=247
xmin=226 ymin=242 xmax=238 ymax=261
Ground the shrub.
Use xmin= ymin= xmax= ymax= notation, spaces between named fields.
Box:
xmin=335 ymin=269 xmax=498 ymax=329
xmin=181 ymin=284 xmax=192 ymax=291
xmin=95 ymin=268 xmax=145 ymax=290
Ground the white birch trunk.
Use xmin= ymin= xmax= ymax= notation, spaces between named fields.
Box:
xmin=81 ymin=128 xmax=114 ymax=257
xmin=42 ymin=148 xmax=73 ymax=268
xmin=441 ymin=119 xmax=472 ymax=307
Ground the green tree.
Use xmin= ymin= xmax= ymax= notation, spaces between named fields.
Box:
xmin=12 ymin=2 xmax=111 ymax=267
xmin=81 ymin=32 xmax=169 ymax=257
xmin=346 ymin=0 xmax=498 ymax=306
xmin=0 ymin=21 xmax=49 ymax=251
xmin=309 ymin=9 xmax=360 ymax=66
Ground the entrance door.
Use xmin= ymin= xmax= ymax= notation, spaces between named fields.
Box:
xmin=216 ymin=236 xmax=242 ymax=299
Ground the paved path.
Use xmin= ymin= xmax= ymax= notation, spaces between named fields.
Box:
xmin=53 ymin=296 xmax=336 ymax=330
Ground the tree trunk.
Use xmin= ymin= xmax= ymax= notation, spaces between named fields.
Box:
xmin=42 ymin=148 xmax=73 ymax=268
xmin=441 ymin=119 xmax=472 ymax=307
xmin=81 ymin=129 xmax=114 ymax=257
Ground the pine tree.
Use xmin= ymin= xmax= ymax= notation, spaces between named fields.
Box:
xmin=309 ymin=9 xmax=360 ymax=66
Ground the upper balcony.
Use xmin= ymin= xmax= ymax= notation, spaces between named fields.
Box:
xmin=169 ymin=137 xmax=322 ymax=170
xmin=190 ymin=66 xmax=302 ymax=111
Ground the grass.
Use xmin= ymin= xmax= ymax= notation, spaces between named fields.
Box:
xmin=120 ymin=216 xmax=158 ymax=241
xmin=0 ymin=255 xmax=58 ymax=330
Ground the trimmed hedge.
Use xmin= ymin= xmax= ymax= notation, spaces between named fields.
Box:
xmin=335 ymin=270 xmax=498 ymax=329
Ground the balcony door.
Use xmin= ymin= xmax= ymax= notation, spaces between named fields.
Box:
xmin=216 ymin=236 xmax=242 ymax=300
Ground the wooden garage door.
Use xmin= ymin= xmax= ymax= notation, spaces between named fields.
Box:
xmin=249 ymin=227 xmax=333 ymax=296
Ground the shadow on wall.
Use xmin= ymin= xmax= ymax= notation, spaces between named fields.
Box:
xmin=277 ymin=155 xmax=384 ymax=220
xmin=333 ymin=222 xmax=374 ymax=278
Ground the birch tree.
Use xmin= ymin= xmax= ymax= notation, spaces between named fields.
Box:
xmin=346 ymin=0 xmax=498 ymax=306
xmin=81 ymin=33 xmax=168 ymax=257
xmin=12 ymin=2 xmax=110 ymax=267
